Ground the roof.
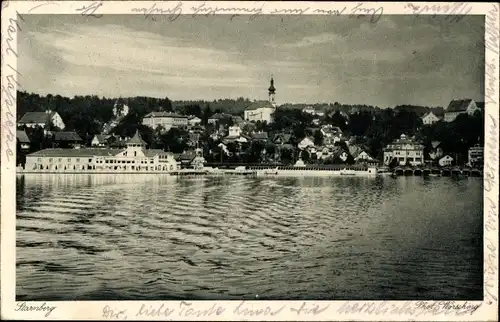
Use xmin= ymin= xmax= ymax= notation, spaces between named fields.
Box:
xmin=53 ymin=131 xmax=83 ymax=142
xmin=251 ymin=132 xmax=268 ymax=140
xmin=27 ymin=148 xmax=125 ymax=157
xmin=143 ymin=112 xmax=187 ymax=118
xmin=179 ymin=150 xmax=196 ymax=161
xmin=232 ymin=116 xmax=245 ymax=124
xmin=126 ymin=130 xmax=146 ymax=145
xmin=16 ymin=130 xmax=30 ymax=143
xmin=446 ymin=99 xmax=473 ymax=112
xmin=245 ymin=100 xmax=275 ymax=111
xmin=18 ymin=111 xmax=54 ymax=124
xmin=208 ymin=113 xmax=232 ymax=120
xmin=144 ymin=149 xmax=173 ymax=157
xmin=422 ymin=111 xmax=443 ymax=120
xmin=93 ymin=134 xmax=109 ymax=143
xmin=188 ymin=115 xmax=201 ymax=120
xmin=273 ymin=133 xmax=292 ymax=144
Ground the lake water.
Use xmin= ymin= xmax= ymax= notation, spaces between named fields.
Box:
xmin=16 ymin=174 xmax=483 ymax=300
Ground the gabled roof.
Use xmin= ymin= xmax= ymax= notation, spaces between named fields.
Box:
xmin=16 ymin=130 xmax=30 ymax=143
xmin=93 ymin=134 xmax=111 ymax=143
xmin=446 ymin=99 xmax=474 ymax=112
xmin=232 ymin=116 xmax=245 ymax=124
xmin=421 ymin=111 xmax=443 ymax=119
xmin=18 ymin=111 xmax=55 ymax=124
xmin=143 ymin=112 xmax=187 ymax=118
xmin=28 ymin=148 xmax=124 ymax=157
xmin=126 ymin=130 xmax=146 ymax=145
xmin=245 ymin=100 xmax=275 ymax=111
xmin=273 ymin=133 xmax=292 ymax=144
xmin=208 ymin=113 xmax=232 ymax=120
xmin=53 ymin=131 xmax=83 ymax=142
xmin=252 ymin=132 xmax=269 ymax=140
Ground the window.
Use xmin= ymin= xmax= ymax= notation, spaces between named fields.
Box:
xmin=89 ymin=159 xmax=92 ymax=162
xmin=49 ymin=158 xmax=53 ymax=162
xmin=58 ymin=158 xmax=62 ymax=162
xmin=37 ymin=158 xmax=42 ymax=162
xmin=76 ymin=158 xmax=80 ymax=162
xmin=67 ymin=158 xmax=71 ymax=162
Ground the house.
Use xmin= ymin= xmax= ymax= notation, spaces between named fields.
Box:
xmin=91 ymin=134 xmax=113 ymax=147
xmin=18 ymin=110 xmax=65 ymax=130
xmin=188 ymin=116 xmax=202 ymax=126
xmin=383 ymin=134 xmax=425 ymax=166
xmin=244 ymin=101 xmax=276 ymax=123
xmin=438 ymin=155 xmax=454 ymax=167
xmin=302 ymin=106 xmax=325 ymax=117
xmin=24 ymin=130 xmax=179 ymax=172
xmin=228 ymin=125 xmax=242 ymax=138
xmin=428 ymin=141 xmax=444 ymax=162
xmin=52 ymin=131 xmax=83 ymax=149
xmin=272 ymin=133 xmax=293 ymax=145
xmin=142 ymin=112 xmax=188 ymax=130
xmin=298 ymin=137 xmax=315 ymax=150
xmin=232 ymin=116 xmax=245 ymax=126
xmin=421 ymin=111 xmax=442 ymax=125
xmin=251 ymin=132 xmax=269 ymax=142
xmin=349 ymin=145 xmax=376 ymax=163
xmin=208 ymin=113 xmax=232 ymax=125
xmin=321 ymin=125 xmax=343 ymax=145
xmin=468 ymin=144 xmax=483 ymax=167
xmin=244 ymin=77 xmax=277 ymax=123
xmin=16 ymin=130 xmax=30 ymax=150
xmin=444 ymin=99 xmax=481 ymax=122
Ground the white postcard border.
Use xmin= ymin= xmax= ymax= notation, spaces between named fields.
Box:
xmin=1 ymin=1 xmax=498 ymax=321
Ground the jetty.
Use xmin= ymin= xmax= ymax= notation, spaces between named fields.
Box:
xmin=391 ymin=166 xmax=482 ymax=177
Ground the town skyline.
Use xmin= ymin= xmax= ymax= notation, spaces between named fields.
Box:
xmin=19 ymin=15 xmax=484 ymax=108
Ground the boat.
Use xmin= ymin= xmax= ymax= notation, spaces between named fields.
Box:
xmin=263 ymin=167 xmax=279 ymax=175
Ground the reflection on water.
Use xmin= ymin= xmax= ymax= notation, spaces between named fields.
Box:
xmin=16 ymin=174 xmax=483 ymax=300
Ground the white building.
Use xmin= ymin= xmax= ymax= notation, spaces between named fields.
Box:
xmin=244 ymin=77 xmax=277 ymax=123
xmin=444 ymin=99 xmax=481 ymax=122
xmin=188 ymin=116 xmax=202 ymax=126
xmin=421 ymin=111 xmax=442 ymax=125
xmin=228 ymin=125 xmax=242 ymax=137
xmin=142 ymin=112 xmax=188 ymax=130
xmin=302 ymin=106 xmax=325 ymax=117
xmin=438 ymin=155 xmax=454 ymax=167
xmin=24 ymin=131 xmax=179 ymax=172
xmin=468 ymin=144 xmax=484 ymax=166
xmin=298 ymin=137 xmax=315 ymax=150
xmin=383 ymin=134 xmax=425 ymax=166
xmin=17 ymin=110 xmax=65 ymax=130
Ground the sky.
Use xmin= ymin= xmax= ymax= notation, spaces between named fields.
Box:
xmin=19 ymin=14 xmax=485 ymax=107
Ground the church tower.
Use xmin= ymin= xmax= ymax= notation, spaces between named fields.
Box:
xmin=268 ymin=76 xmax=276 ymax=106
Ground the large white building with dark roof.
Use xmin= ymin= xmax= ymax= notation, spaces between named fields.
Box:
xmin=383 ymin=134 xmax=425 ymax=166
xmin=244 ymin=77 xmax=277 ymax=123
xmin=18 ymin=110 xmax=66 ymax=130
xmin=142 ymin=112 xmax=188 ymax=130
xmin=23 ymin=131 xmax=179 ymax=173
xmin=444 ymin=99 xmax=480 ymax=122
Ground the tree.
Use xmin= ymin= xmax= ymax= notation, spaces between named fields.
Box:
xmin=301 ymin=150 xmax=310 ymax=163
xmin=314 ymin=130 xmax=324 ymax=146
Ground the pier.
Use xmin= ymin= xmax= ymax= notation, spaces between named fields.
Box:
xmin=391 ymin=167 xmax=482 ymax=177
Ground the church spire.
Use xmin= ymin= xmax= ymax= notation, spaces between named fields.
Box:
xmin=268 ymin=76 xmax=276 ymax=105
